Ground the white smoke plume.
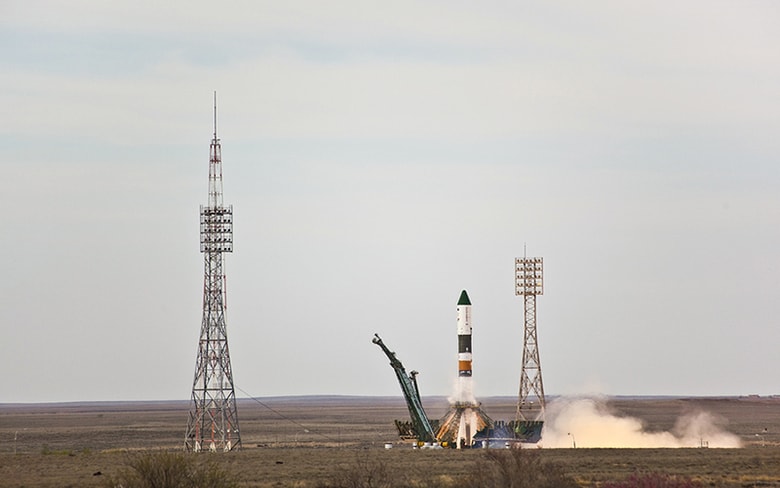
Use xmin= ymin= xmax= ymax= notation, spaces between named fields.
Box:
xmin=451 ymin=376 xmax=477 ymax=405
xmin=541 ymin=397 xmax=742 ymax=448
xmin=439 ymin=376 xmax=491 ymax=448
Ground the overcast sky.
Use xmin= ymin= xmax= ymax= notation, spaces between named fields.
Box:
xmin=2 ymin=1 xmax=779 ymax=403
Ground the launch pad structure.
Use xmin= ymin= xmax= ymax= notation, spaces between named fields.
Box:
xmin=372 ymin=334 xmax=438 ymax=444
xmin=374 ymin=287 xmax=544 ymax=449
xmin=184 ymin=93 xmax=241 ymax=452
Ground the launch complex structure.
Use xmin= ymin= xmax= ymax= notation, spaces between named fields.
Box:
xmin=184 ymin=94 xmax=241 ymax=452
xmin=374 ymin=256 xmax=547 ymax=448
xmin=179 ymin=96 xmax=543 ymax=452
xmin=515 ymin=255 xmax=546 ymax=422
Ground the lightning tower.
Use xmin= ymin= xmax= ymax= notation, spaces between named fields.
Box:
xmin=515 ymin=253 xmax=546 ymax=422
xmin=185 ymin=93 xmax=241 ymax=452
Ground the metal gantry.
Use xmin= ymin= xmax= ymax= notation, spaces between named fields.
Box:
xmin=185 ymin=93 xmax=241 ymax=452
xmin=372 ymin=334 xmax=438 ymax=444
xmin=515 ymin=256 xmax=546 ymax=422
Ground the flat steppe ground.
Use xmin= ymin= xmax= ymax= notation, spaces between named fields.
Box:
xmin=2 ymin=396 xmax=780 ymax=487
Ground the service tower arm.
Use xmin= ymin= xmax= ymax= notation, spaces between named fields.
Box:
xmin=372 ymin=334 xmax=437 ymax=443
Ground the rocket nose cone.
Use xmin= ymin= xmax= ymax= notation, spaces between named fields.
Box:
xmin=457 ymin=290 xmax=471 ymax=306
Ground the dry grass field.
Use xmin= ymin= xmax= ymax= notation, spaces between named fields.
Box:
xmin=2 ymin=395 xmax=780 ymax=487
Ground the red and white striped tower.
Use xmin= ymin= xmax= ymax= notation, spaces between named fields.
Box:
xmin=184 ymin=93 xmax=241 ymax=452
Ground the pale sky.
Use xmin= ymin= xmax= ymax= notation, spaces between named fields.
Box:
xmin=2 ymin=1 xmax=779 ymax=403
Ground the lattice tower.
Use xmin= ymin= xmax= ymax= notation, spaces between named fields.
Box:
xmin=515 ymin=256 xmax=546 ymax=422
xmin=185 ymin=93 xmax=241 ymax=452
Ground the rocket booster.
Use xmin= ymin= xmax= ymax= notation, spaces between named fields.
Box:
xmin=457 ymin=290 xmax=472 ymax=377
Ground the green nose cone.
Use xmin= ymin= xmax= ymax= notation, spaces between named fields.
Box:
xmin=457 ymin=290 xmax=471 ymax=306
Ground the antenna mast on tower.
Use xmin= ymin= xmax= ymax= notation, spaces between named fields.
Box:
xmin=515 ymin=253 xmax=546 ymax=422
xmin=185 ymin=92 xmax=241 ymax=452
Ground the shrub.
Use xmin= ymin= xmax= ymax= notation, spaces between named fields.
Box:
xmin=103 ymin=450 xmax=238 ymax=488
xmin=317 ymin=455 xmax=395 ymax=488
xmin=468 ymin=448 xmax=579 ymax=488
xmin=602 ymin=472 xmax=703 ymax=488
xmin=41 ymin=444 xmax=75 ymax=456
xmin=318 ymin=448 xmax=578 ymax=488
xmin=316 ymin=454 xmax=454 ymax=488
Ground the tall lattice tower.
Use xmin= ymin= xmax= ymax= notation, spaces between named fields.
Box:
xmin=515 ymin=254 xmax=546 ymax=422
xmin=185 ymin=93 xmax=241 ymax=452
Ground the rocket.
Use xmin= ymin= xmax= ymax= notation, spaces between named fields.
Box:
xmin=457 ymin=290 xmax=472 ymax=377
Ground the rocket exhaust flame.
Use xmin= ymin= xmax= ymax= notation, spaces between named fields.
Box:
xmin=437 ymin=404 xmax=492 ymax=448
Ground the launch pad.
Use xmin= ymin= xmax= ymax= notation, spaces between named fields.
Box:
xmin=436 ymin=402 xmax=492 ymax=448
xmin=375 ymin=255 xmax=549 ymax=449
xmin=375 ymin=296 xmax=541 ymax=448
xmin=391 ymin=405 xmax=543 ymax=448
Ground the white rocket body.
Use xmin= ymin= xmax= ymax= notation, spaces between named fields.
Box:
xmin=457 ymin=290 xmax=472 ymax=377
